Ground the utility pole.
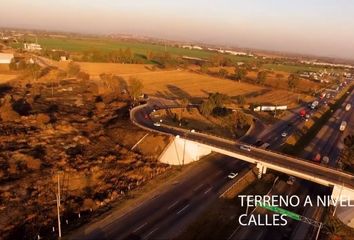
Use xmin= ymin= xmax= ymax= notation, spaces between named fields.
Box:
xmin=315 ymin=222 xmax=322 ymax=240
xmin=333 ymin=183 xmax=344 ymax=217
xmin=56 ymin=173 xmax=62 ymax=238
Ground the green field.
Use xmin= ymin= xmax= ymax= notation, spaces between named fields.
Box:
xmin=14 ymin=37 xmax=254 ymax=62
xmin=263 ymin=63 xmax=326 ymax=73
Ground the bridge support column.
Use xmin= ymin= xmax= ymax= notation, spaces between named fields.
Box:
xmin=257 ymin=163 xmax=266 ymax=179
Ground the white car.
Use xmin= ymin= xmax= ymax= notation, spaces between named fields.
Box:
xmin=281 ymin=132 xmax=287 ymax=137
xmin=228 ymin=172 xmax=239 ymax=179
xmin=240 ymin=145 xmax=251 ymax=151
xmin=153 ymin=122 xmax=161 ymax=127
xmin=190 ymin=129 xmax=196 ymax=133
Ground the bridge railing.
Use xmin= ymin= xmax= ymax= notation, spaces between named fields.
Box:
xmin=130 ymin=102 xmax=354 ymax=185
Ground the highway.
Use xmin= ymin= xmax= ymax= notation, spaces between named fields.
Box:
xmin=69 ymin=154 xmax=250 ymax=240
xmin=229 ymin=88 xmax=354 ymax=240
xmin=131 ymin=100 xmax=354 ymax=189
xmin=69 ymin=87 xmax=353 ymax=240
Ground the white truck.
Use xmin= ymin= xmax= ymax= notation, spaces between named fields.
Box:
xmin=340 ymin=121 xmax=347 ymax=131
xmin=345 ymin=104 xmax=351 ymax=111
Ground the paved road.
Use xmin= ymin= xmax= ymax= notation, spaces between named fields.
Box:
xmin=229 ymin=88 xmax=354 ymax=240
xmin=69 ymin=154 xmax=250 ymax=240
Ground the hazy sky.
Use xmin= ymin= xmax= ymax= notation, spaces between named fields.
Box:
xmin=1 ymin=0 xmax=354 ymax=59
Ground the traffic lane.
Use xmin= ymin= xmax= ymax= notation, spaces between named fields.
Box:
xmin=136 ymin=113 xmax=354 ymax=189
xmin=114 ymin=158 xmax=241 ymax=239
xmin=101 ymin=156 xmax=248 ymax=240
xmin=230 ymin=176 xmax=301 ymax=240
xmin=70 ymin=155 xmax=242 ymax=240
xmin=139 ymin=161 xmax=251 ymax=240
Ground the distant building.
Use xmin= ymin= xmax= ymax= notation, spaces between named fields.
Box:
xmin=60 ymin=56 xmax=68 ymax=61
xmin=24 ymin=43 xmax=42 ymax=51
xmin=192 ymin=45 xmax=203 ymax=50
xmin=0 ymin=53 xmax=14 ymax=64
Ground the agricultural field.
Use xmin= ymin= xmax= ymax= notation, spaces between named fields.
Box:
xmin=77 ymin=62 xmax=155 ymax=77
xmin=13 ymin=37 xmax=255 ymax=63
xmin=72 ymin=62 xmax=315 ymax=108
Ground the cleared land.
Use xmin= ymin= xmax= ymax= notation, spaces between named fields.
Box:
xmin=0 ymin=74 xmax=18 ymax=84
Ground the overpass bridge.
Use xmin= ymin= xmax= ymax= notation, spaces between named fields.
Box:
xmin=130 ymin=101 xmax=354 ymax=201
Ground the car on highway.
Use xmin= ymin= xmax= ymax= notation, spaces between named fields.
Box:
xmin=322 ymin=156 xmax=329 ymax=164
xmin=313 ymin=153 xmax=321 ymax=163
xmin=190 ymin=129 xmax=196 ymax=133
xmin=340 ymin=121 xmax=347 ymax=131
xmin=287 ymin=176 xmax=296 ymax=185
xmin=255 ymin=140 xmax=264 ymax=147
xmin=153 ymin=122 xmax=161 ymax=127
xmin=228 ymin=172 xmax=239 ymax=179
xmin=240 ymin=145 xmax=251 ymax=151
xmin=281 ymin=132 xmax=288 ymax=137
xmin=345 ymin=103 xmax=351 ymax=111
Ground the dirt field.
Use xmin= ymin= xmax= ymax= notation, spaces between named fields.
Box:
xmin=77 ymin=62 xmax=156 ymax=77
xmin=120 ymin=70 xmax=264 ymax=99
xmin=0 ymin=74 xmax=18 ymax=84
xmin=73 ymin=62 xmax=315 ymax=107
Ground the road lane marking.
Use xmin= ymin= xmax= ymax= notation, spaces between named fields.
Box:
xmin=204 ymin=187 xmax=212 ymax=194
xmin=177 ymin=204 xmax=190 ymax=215
xmin=144 ymin=227 xmax=159 ymax=239
xmin=133 ymin=222 xmax=147 ymax=232
xmin=193 ymin=183 xmax=204 ymax=191
xmin=167 ymin=200 xmax=180 ymax=210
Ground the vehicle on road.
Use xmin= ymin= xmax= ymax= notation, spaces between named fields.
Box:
xmin=228 ymin=172 xmax=239 ymax=179
xmin=340 ymin=121 xmax=347 ymax=131
xmin=153 ymin=122 xmax=161 ymax=127
xmin=190 ymin=129 xmax=196 ymax=133
xmin=240 ymin=145 xmax=251 ymax=152
xmin=310 ymin=100 xmax=319 ymax=109
xmin=255 ymin=140 xmax=264 ymax=147
xmin=259 ymin=142 xmax=270 ymax=149
xmin=281 ymin=132 xmax=288 ymax=137
xmin=287 ymin=176 xmax=296 ymax=185
xmin=305 ymin=114 xmax=310 ymax=121
xmin=345 ymin=103 xmax=351 ymax=111
xmin=322 ymin=156 xmax=329 ymax=164
xmin=299 ymin=109 xmax=306 ymax=117
xmin=313 ymin=153 xmax=321 ymax=163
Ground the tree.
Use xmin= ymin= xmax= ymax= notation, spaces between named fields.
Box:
xmin=199 ymin=100 xmax=214 ymax=116
xmin=27 ymin=63 xmax=41 ymax=83
xmin=200 ymin=64 xmax=209 ymax=73
xmin=218 ymin=68 xmax=228 ymax=78
xmin=179 ymin=98 xmax=189 ymax=120
xmin=146 ymin=51 xmax=154 ymax=61
xmin=256 ymin=71 xmax=267 ymax=85
xmin=128 ymin=77 xmax=144 ymax=100
xmin=67 ymin=62 xmax=81 ymax=77
xmin=288 ymin=74 xmax=300 ymax=91
xmin=236 ymin=95 xmax=246 ymax=105
xmin=77 ymin=72 xmax=90 ymax=81
xmin=234 ymin=67 xmax=247 ymax=82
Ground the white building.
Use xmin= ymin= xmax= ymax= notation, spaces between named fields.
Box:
xmin=0 ymin=53 xmax=14 ymax=64
xmin=24 ymin=43 xmax=42 ymax=51
xmin=192 ymin=45 xmax=203 ymax=50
